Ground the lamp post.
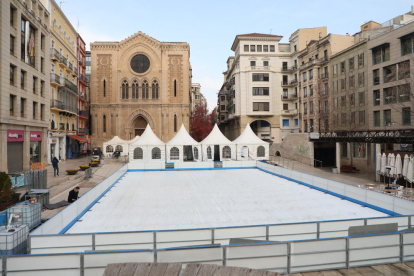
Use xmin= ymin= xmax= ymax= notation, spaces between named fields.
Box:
xmin=385 ymin=165 xmax=392 ymax=188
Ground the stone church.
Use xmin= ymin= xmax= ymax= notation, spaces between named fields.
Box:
xmin=89 ymin=32 xmax=191 ymax=148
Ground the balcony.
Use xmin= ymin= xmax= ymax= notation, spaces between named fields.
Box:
xmin=79 ymin=110 xmax=89 ymax=118
xmin=59 ymin=56 xmax=68 ymax=66
xmin=281 ymin=93 xmax=298 ymax=101
xmin=300 ymin=60 xmax=315 ymax=71
xmin=321 ymin=72 xmax=329 ymax=80
xmin=281 ymin=109 xmax=298 ymax=116
xmin=281 ymin=66 xmax=298 ymax=73
xmin=65 ymin=79 xmax=78 ymax=93
xmin=281 ymin=79 xmax=298 ymax=87
xmin=79 ymin=92 xmax=88 ymax=101
xmin=50 ymin=99 xmax=65 ymax=110
xmin=50 ymin=73 xmax=61 ymax=85
xmin=69 ymin=62 xmax=73 ymax=71
xmin=317 ymin=56 xmax=329 ymax=65
xmin=78 ymin=128 xmax=90 ymax=135
xmin=247 ymin=66 xmax=274 ymax=71
xmin=227 ymin=100 xmax=234 ymax=110
xmin=74 ymin=67 xmax=78 ymax=76
xmin=50 ymin=48 xmax=60 ymax=60
xmin=79 ymin=74 xmax=87 ymax=84
xmin=59 ymin=123 xmax=65 ymax=131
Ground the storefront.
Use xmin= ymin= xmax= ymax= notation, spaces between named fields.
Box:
xmin=7 ymin=130 xmax=24 ymax=174
xmin=30 ymin=131 xmax=42 ymax=163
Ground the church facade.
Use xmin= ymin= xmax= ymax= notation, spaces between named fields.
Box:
xmin=89 ymin=32 xmax=191 ymax=148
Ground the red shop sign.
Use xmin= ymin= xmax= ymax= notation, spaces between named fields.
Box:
xmin=7 ymin=130 xmax=24 ymax=142
xmin=30 ymin=131 xmax=42 ymax=141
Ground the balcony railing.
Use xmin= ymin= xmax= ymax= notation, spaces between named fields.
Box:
xmin=281 ymin=66 xmax=298 ymax=73
xmin=80 ymin=74 xmax=87 ymax=83
xmin=300 ymin=60 xmax=315 ymax=70
xmin=59 ymin=123 xmax=65 ymax=131
xmin=281 ymin=93 xmax=298 ymax=100
xmin=50 ymin=73 xmax=61 ymax=85
xmin=60 ymin=56 xmax=68 ymax=66
xmin=51 ymin=98 xmax=78 ymax=114
xmin=281 ymin=79 xmax=298 ymax=87
xmin=51 ymin=48 xmax=60 ymax=60
xmin=74 ymin=67 xmax=78 ymax=76
xmin=79 ymin=93 xmax=87 ymax=101
xmin=79 ymin=110 xmax=89 ymax=117
xmin=281 ymin=109 xmax=298 ymax=116
xmin=317 ymin=56 xmax=329 ymax=64
xmin=65 ymin=79 xmax=78 ymax=93
xmin=78 ymin=128 xmax=90 ymax=135
xmin=321 ymin=72 xmax=329 ymax=79
xmin=69 ymin=62 xmax=73 ymax=71
xmin=247 ymin=66 xmax=273 ymax=71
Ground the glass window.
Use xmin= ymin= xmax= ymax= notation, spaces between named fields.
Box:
xmin=257 ymin=45 xmax=262 ymax=52
xmin=398 ymin=84 xmax=410 ymax=102
xmin=359 ymin=110 xmax=365 ymax=125
xmin=402 ymin=107 xmax=411 ymax=125
xmin=152 ymin=147 xmax=161 ymax=159
xmin=358 ymin=53 xmax=364 ymax=67
xmin=342 ymin=143 xmax=347 ymax=157
xmin=263 ymin=61 xmax=269 ymax=67
xmin=384 ymin=109 xmax=391 ymax=126
xmin=222 ymin=146 xmax=231 ymax=159
xmin=252 ymin=73 xmax=269 ymax=81
xmin=244 ymin=45 xmax=249 ymax=52
xmin=170 ymin=147 xmax=179 ymax=160
xmin=106 ymin=145 xmax=114 ymax=153
xmin=401 ymin=33 xmax=414 ymax=56
xmin=384 ymin=87 xmax=397 ymax=104
xmin=372 ymin=44 xmax=390 ymax=65
xmin=398 ymin=60 xmax=410 ymax=79
xmin=253 ymin=102 xmax=269 ymax=111
xmin=193 ymin=147 xmax=199 ymax=160
xmin=250 ymin=45 xmax=255 ymax=52
xmin=349 ymin=57 xmax=354 ymax=70
xmin=263 ymin=45 xmax=268 ymax=52
xmin=270 ymin=45 xmax=275 ymax=52
xmin=353 ymin=143 xmax=366 ymax=158
xmin=257 ymin=146 xmax=265 ymax=157
xmin=282 ymin=119 xmax=289 ymax=127
xmin=250 ymin=61 xmax=256 ymax=67
xmin=374 ymin=111 xmax=380 ymax=127
xmin=133 ymin=147 xmax=143 ymax=159
xmin=383 ymin=64 xmax=397 ymax=83
xmin=333 ymin=64 xmax=338 ymax=77
xmin=252 ymin=87 xmax=269 ymax=96
xmin=30 ymin=142 xmax=41 ymax=163
xmin=115 ymin=145 xmax=123 ymax=152
xmin=207 ymin=146 xmax=212 ymax=159
xmin=373 ymin=90 xmax=380 ymax=106
xmin=294 ymin=119 xmax=299 ymax=126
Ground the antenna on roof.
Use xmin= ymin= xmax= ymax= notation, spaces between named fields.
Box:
xmin=60 ymin=1 xmax=67 ymax=8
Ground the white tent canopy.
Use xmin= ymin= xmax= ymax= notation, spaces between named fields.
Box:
xmin=128 ymin=135 xmax=140 ymax=144
xmin=200 ymin=124 xmax=236 ymax=161
xmin=103 ymin=136 xmax=129 ymax=156
xmin=166 ymin=124 xmax=201 ymax=162
xmin=233 ymin=124 xmax=269 ymax=161
xmin=129 ymin=125 xmax=165 ymax=162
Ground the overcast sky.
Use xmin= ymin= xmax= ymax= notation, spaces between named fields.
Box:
xmin=60 ymin=0 xmax=412 ymax=110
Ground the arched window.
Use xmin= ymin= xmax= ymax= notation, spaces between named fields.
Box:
xmin=152 ymin=147 xmax=161 ymax=159
xmin=132 ymin=80 xmax=138 ymax=99
xmin=122 ymin=80 xmax=129 ymax=99
xmin=103 ymin=115 xmax=106 ymax=133
xmin=222 ymin=146 xmax=231 ymax=159
xmin=207 ymin=146 xmax=212 ymax=159
xmin=103 ymin=80 xmax=106 ymax=97
xmin=174 ymin=114 xmax=177 ymax=132
xmin=142 ymin=80 xmax=149 ymax=99
xmin=174 ymin=80 xmax=177 ymax=97
xmin=115 ymin=145 xmax=123 ymax=152
xmin=194 ymin=147 xmax=199 ymax=160
xmin=257 ymin=146 xmax=265 ymax=157
xmin=170 ymin=147 xmax=179 ymax=160
xmin=152 ymin=80 xmax=159 ymax=99
xmin=133 ymin=147 xmax=143 ymax=159
xmin=106 ymin=145 xmax=113 ymax=153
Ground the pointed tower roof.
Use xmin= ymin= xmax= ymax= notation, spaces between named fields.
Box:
xmin=130 ymin=125 xmax=164 ymax=146
xmin=200 ymin=124 xmax=233 ymax=145
xmin=167 ymin=124 xmax=199 ymax=146
xmin=233 ymin=124 xmax=267 ymax=144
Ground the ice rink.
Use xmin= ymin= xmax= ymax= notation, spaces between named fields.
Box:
xmin=67 ymin=169 xmax=387 ymax=233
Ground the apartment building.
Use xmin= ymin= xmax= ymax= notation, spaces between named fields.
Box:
xmin=0 ymin=0 xmax=51 ymax=173
xmin=191 ymin=83 xmax=206 ymax=111
xmin=41 ymin=0 xmax=79 ymax=162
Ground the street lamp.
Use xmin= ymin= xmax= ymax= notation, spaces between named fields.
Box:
xmin=384 ymin=165 xmax=393 ymax=188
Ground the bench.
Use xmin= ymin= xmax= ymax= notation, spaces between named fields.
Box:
xmin=341 ymin=165 xmax=360 ymax=173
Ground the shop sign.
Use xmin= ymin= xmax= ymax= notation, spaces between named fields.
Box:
xmin=51 ymin=139 xmax=57 ymax=143
xmin=7 ymin=130 xmax=24 ymax=142
xmin=30 ymin=131 xmax=42 ymax=141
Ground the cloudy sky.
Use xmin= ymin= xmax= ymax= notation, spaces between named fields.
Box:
xmin=59 ymin=0 xmax=412 ymax=110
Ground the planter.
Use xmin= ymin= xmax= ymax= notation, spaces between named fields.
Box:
xmin=89 ymin=163 xmax=98 ymax=167
xmin=79 ymin=165 xmax=90 ymax=171
xmin=66 ymin=169 xmax=79 ymax=175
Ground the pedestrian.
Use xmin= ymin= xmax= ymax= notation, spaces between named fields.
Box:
xmin=68 ymin=186 xmax=80 ymax=203
xmin=52 ymin=157 xmax=59 ymax=177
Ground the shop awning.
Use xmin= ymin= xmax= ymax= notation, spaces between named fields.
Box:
xmin=68 ymin=135 xmax=88 ymax=143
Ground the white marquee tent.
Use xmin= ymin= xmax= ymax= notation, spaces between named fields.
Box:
xmin=128 ymin=135 xmax=140 ymax=144
xmin=103 ymin=136 xmax=129 ymax=156
xmin=233 ymin=124 xmax=269 ymax=161
xmin=129 ymin=125 xmax=165 ymax=162
xmin=166 ymin=124 xmax=201 ymax=162
xmin=200 ymin=124 xmax=236 ymax=161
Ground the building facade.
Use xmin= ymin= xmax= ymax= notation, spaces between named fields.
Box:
xmin=0 ymin=0 xmax=51 ymax=173
xmin=90 ymin=32 xmax=192 ymax=147
xmin=190 ymin=83 xmax=206 ymax=111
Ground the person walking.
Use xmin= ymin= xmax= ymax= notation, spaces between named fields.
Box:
xmin=52 ymin=157 xmax=59 ymax=177
xmin=68 ymin=187 xmax=80 ymax=203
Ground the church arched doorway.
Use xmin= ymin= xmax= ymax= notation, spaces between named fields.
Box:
xmin=134 ymin=116 xmax=148 ymax=136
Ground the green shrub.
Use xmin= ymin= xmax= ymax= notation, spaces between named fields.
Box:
xmin=0 ymin=172 xmax=15 ymax=203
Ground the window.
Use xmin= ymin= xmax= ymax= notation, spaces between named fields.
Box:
xmin=41 ymin=57 xmax=44 ymax=73
xmin=257 ymin=146 xmax=265 ymax=157
xmin=294 ymin=119 xmax=299 ymax=126
xmin=103 ymin=115 xmax=106 ymax=133
xmin=384 ymin=87 xmax=397 ymax=104
xmin=324 ymin=100 xmax=329 ymax=113
xmin=303 ymin=72 xmax=307 ymax=81
xmin=170 ymin=147 xmax=179 ymax=160
xmin=398 ymin=60 xmax=410 ymax=79
xmin=115 ymin=145 xmax=123 ymax=152
xmin=142 ymin=80 xmax=149 ymax=99
xmin=263 ymin=61 xmax=269 ymax=67
xmin=33 ymin=101 xmax=37 ymax=119
xmin=398 ymin=84 xmax=410 ymax=102
xmin=222 ymin=146 xmax=231 ymax=159
xmin=122 ymin=80 xmax=129 ymax=99
xmin=359 ymin=110 xmax=365 ymax=125
xmin=220 ymin=105 xmax=225 ymax=111
xmin=21 ymin=98 xmax=26 ymax=117
xmin=283 ymin=103 xmax=288 ymax=110
xmin=303 ymin=102 xmax=307 ymax=114
xmin=21 ymin=19 xmax=27 ymax=60
xmin=340 ymin=79 xmax=346 ymax=90
xmin=309 ymin=69 xmax=313 ymax=80
xmin=103 ymin=80 xmax=106 ymax=97
xmin=41 ymin=34 xmax=45 ymax=51
xmin=349 ymin=75 xmax=355 ymax=88
xmin=257 ymin=45 xmax=262 ymax=52
xmin=250 ymin=61 xmax=256 ymax=67
xmin=358 ymin=72 xmax=364 ymax=87
xmin=152 ymin=147 xmax=161 ymax=159
xmin=33 ymin=76 xmax=37 ymax=94
xmin=40 ymin=104 xmax=45 ymax=121
xmin=250 ymin=45 xmax=255 ymax=52
xmin=252 ymin=73 xmax=269 ymax=81
xmin=374 ymin=111 xmax=380 ymax=127
xmin=349 ymin=57 xmax=354 ymax=70
xmin=10 ymin=35 xmax=15 ymax=55
xmin=270 ymin=45 xmax=275 ymax=52
xmin=372 ymin=44 xmax=390 ymax=64
xmin=263 ymin=45 xmax=268 ymax=52
xmin=152 ymin=80 xmax=159 ymax=99
xmin=174 ymin=114 xmax=177 ymax=132
xmin=401 ymin=33 xmax=414 ymax=55
xmin=341 ymin=96 xmax=346 ymax=108
xmin=384 ymin=109 xmax=392 ymax=126
xmin=333 ymin=81 xmax=337 ymax=93
xmin=106 ymin=145 xmax=114 ymax=153
xmin=133 ymin=147 xmax=143 ymax=159
xmin=303 ymin=87 xmax=308 ymax=98
xmin=10 ymin=6 xmax=15 ymax=26
xmin=294 ymin=45 xmax=297 ymax=52
xmin=253 ymin=102 xmax=269 ymax=111
xmin=174 ymin=80 xmax=177 ymax=97
xmin=193 ymin=147 xmax=199 ymax=160
xmin=340 ymin=61 xmax=345 ymax=74
xmin=349 ymin=93 xmax=355 ymax=106
xmin=402 ymin=107 xmax=411 ymax=125
xmin=352 ymin=143 xmax=366 ymax=158
xmin=359 ymin=91 xmax=365 ymax=106
xmin=207 ymin=146 xmax=212 ymax=159
xmin=252 ymin=87 xmax=269 ymax=96
xmin=282 ymin=119 xmax=289 ymax=127
xmin=358 ymin=53 xmax=364 ymax=67
xmin=10 ymin=95 xmax=16 ymax=116
xmin=309 ymin=85 xmax=313 ymax=96
xmin=309 ymin=101 xmax=314 ymax=114
xmin=373 ymin=90 xmax=380 ymax=106
xmin=131 ymin=80 xmax=138 ymax=99
xmin=10 ymin=65 xmax=15 ymax=85
xmin=341 ymin=113 xmax=346 ymax=126
xmin=333 ymin=64 xmax=338 ymax=77
xmin=373 ymin=69 xmax=380 ymax=85
xmin=20 ymin=70 xmax=26 ymax=89
xmin=244 ymin=45 xmax=249 ymax=52
xmin=220 ymin=96 xmax=225 ymax=101
xmin=383 ymin=64 xmax=396 ymax=83
xmin=342 ymin=143 xmax=348 ymax=157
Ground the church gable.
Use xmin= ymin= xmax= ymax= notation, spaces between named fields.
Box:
xmin=119 ymin=31 xmax=161 ymax=50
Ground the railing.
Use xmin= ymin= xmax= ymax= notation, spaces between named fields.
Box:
xmin=78 ymin=128 xmax=90 ymax=135
xmin=50 ymin=99 xmax=78 ymax=114
xmin=80 ymin=74 xmax=87 ymax=83
xmin=60 ymin=56 xmax=68 ymax=66
xmin=79 ymin=93 xmax=87 ymax=101
xmin=300 ymin=60 xmax=315 ymax=70
xmin=281 ymin=94 xmax=298 ymax=100
xmin=69 ymin=62 xmax=73 ymax=71
xmin=314 ymin=159 xmax=323 ymax=167
xmin=281 ymin=80 xmax=298 ymax=86
xmin=74 ymin=67 xmax=78 ymax=76
xmin=317 ymin=56 xmax=329 ymax=64
xmin=65 ymin=79 xmax=78 ymax=93
xmin=281 ymin=109 xmax=298 ymax=116
xmin=247 ymin=66 xmax=273 ymax=70
xmin=79 ymin=110 xmax=89 ymax=117
xmin=321 ymin=72 xmax=329 ymax=79
xmin=281 ymin=66 xmax=297 ymax=72
xmin=59 ymin=123 xmax=65 ymax=130
xmin=50 ymin=73 xmax=61 ymax=85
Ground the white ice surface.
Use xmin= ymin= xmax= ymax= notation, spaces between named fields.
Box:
xmin=67 ymin=169 xmax=387 ymax=233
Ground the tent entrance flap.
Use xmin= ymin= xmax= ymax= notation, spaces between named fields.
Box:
xmin=214 ymin=145 xmax=220 ymax=161
xmin=184 ymin=146 xmax=193 ymax=161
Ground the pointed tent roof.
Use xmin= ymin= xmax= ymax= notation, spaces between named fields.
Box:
xmin=200 ymin=124 xmax=233 ymax=145
xmin=130 ymin=125 xmax=165 ymax=146
xmin=104 ymin=136 xmax=128 ymax=144
xmin=128 ymin=135 xmax=140 ymax=144
xmin=167 ymin=124 xmax=199 ymax=146
xmin=233 ymin=124 xmax=267 ymax=144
